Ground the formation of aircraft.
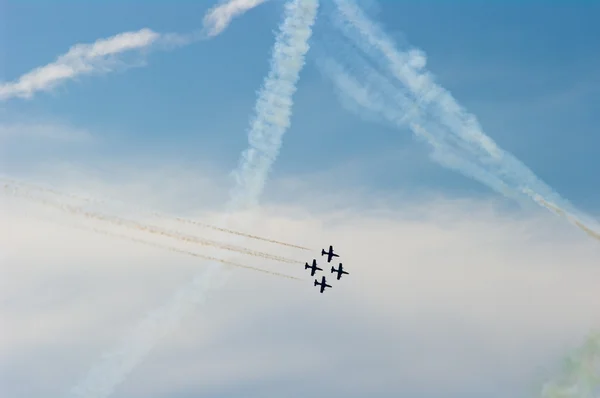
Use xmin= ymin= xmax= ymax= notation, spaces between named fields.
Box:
xmin=305 ymin=245 xmax=349 ymax=293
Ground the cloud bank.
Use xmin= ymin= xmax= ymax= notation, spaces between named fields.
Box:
xmin=2 ymin=166 xmax=600 ymax=398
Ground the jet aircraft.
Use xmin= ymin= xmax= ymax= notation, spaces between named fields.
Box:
xmin=331 ymin=263 xmax=349 ymax=280
xmin=314 ymin=276 xmax=332 ymax=293
xmin=321 ymin=245 xmax=339 ymax=263
xmin=304 ymin=259 xmax=322 ymax=276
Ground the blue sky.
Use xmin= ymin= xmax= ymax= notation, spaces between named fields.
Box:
xmin=2 ymin=1 xmax=600 ymax=397
xmin=4 ymin=0 xmax=598 ymax=209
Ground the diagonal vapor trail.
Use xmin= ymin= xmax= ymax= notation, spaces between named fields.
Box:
xmin=2 ymin=0 xmax=266 ymax=102
xmin=0 ymin=176 xmax=311 ymax=251
xmin=0 ymin=29 xmax=197 ymax=101
xmin=321 ymin=0 xmax=600 ymax=244
xmin=202 ymin=0 xmax=272 ymax=38
xmin=2 ymin=183 xmax=302 ymax=265
xmin=68 ymin=1 xmax=319 ymax=396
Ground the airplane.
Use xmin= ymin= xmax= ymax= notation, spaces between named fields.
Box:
xmin=314 ymin=275 xmax=332 ymax=293
xmin=304 ymin=259 xmax=322 ymax=276
xmin=321 ymin=245 xmax=339 ymax=263
xmin=331 ymin=263 xmax=349 ymax=280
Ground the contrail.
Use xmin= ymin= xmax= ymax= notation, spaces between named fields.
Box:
xmin=2 ymin=0 xmax=275 ymax=101
xmin=0 ymin=29 xmax=197 ymax=101
xmin=2 ymin=183 xmax=302 ymax=265
xmin=68 ymin=0 xmax=319 ymax=396
xmin=526 ymin=190 xmax=600 ymax=243
xmin=320 ymin=0 xmax=600 ymax=243
xmin=540 ymin=333 xmax=600 ymax=398
xmin=0 ymin=176 xmax=312 ymax=251
xmin=228 ymin=0 xmax=319 ymax=208
xmin=317 ymin=57 xmax=521 ymax=201
xmin=202 ymin=0 xmax=271 ymax=38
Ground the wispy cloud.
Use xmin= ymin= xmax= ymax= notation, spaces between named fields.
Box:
xmin=0 ymin=28 xmax=200 ymax=101
xmin=1 ymin=0 xmax=272 ymax=101
xmin=319 ymin=0 xmax=600 ymax=244
xmin=1 ymin=29 xmax=159 ymax=100
xmin=0 ymin=121 xmax=93 ymax=142
xmin=67 ymin=0 xmax=319 ymax=396
xmin=202 ymin=0 xmax=271 ymax=38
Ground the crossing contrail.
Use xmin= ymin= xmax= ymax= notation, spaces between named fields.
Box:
xmin=0 ymin=176 xmax=312 ymax=251
xmin=68 ymin=1 xmax=319 ymax=396
xmin=2 ymin=183 xmax=303 ymax=265
xmin=319 ymin=0 xmax=600 ymax=244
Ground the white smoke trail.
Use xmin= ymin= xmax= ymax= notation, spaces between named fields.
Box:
xmin=2 ymin=0 xmax=272 ymax=102
xmin=68 ymin=0 xmax=319 ymax=396
xmin=0 ymin=29 xmax=197 ymax=101
xmin=202 ymin=0 xmax=271 ymax=37
xmin=317 ymin=57 xmax=522 ymax=203
xmin=320 ymin=0 xmax=600 ymax=243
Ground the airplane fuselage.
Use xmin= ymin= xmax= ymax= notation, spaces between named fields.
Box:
xmin=314 ymin=276 xmax=332 ymax=293
xmin=321 ymin=245 xmax=339 ymax=263
xmin=331 ymin=263 xmax=349 ymax=280
xmin=305 ymin=259 xmax=322 ymax=276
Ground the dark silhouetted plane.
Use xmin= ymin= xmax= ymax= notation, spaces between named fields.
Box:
xmin=321 ymin=245 xmax=339 ymax=263
xmin=331 ymin=263 xmax=349 ymax=280
xmin=304 ymin=259 xmax=322 ymax=276
xmin=314 ymin=276 xmax=332 ymax=293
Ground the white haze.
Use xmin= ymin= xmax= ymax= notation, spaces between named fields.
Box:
xmin=1 ymin=166 xmax=600 ymax=398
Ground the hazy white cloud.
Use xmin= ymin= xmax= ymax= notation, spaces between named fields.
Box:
xmin=1 ymin=167 xmax=600 ymax=397
xmin=0 ymin=121 xmax=93 ymax=142
xmin=202 ymin=0 xmax=271 ymax=38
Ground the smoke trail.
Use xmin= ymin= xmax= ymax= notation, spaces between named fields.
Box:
xmin=154 ymin=213 xmax=312 ymax=250
xmin=57 ymin=220 xmax=303 ymax=282
xmin=317 ymin=57 xmax=522 ymax=202
xmin=0 ymin=29 xmax=196 ymax=101
xmin=0 ymin=176 xmax=312 ymax=250
xmin=321 ymin=0 xmax=600 ymax=243
xmin=228 ymin=0 xmax=319 ymax=208
xmin=540 ymin=333 xmax=600 ymax=398
xmin=2 ymin=183 xmax=302 ymax=265
xmin=202 ymin=0 xmax=271 ymax=37
xmin=68 ymin=0 xmax=319 ymax=396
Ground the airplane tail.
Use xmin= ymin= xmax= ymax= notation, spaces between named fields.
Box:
xmin=321 ymin=249 xmax=326 ymax=256
xmin=314 ymin=279 xmax=318 ymax=286
xmin=305 ymin=263 xmax=309 ymax=269
xmin=331 ymin=266 xmax=335 ymax=273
